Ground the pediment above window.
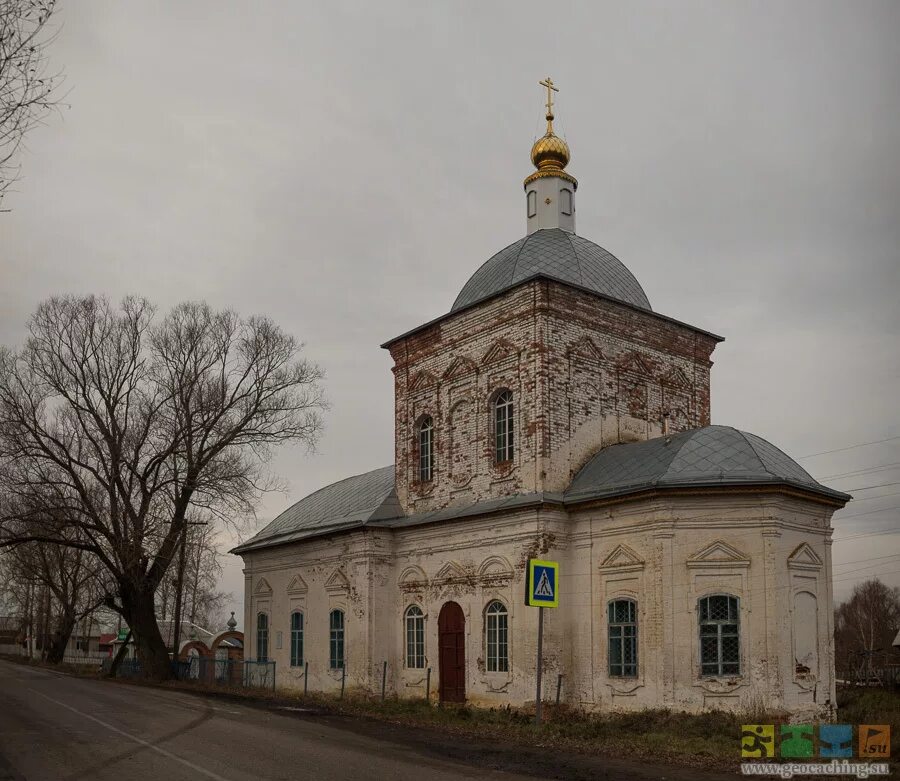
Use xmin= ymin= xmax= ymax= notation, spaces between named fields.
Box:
xmin=660 ymin=366 xmax=691 ymax=388
xmin=599 ymin=544 xmax=645 ymax=573
xmin=478 ymin=555 xmax=514 ymax=582
xmin=616 ymin=350 xmax=654 ymax=376
xmin=398 ymin=565 xmax=428 ymax=588
xmin=566 ymin=336 xmax=604 ymax=362
xmin=408 ymin=370 xmax=438 ymax=393
xmin=443 ymin=356 xmax=477 ymax=382
xmin=481 ymin=339 xmax=518 ymax=366
xmin=787 ymin=542 xmax=823 ymax=571
xmin=434 ymin=560 xmax=468 ymax=584
xmin=687 ymin=540 xmax=751 ymax=569
xmin=254 ymin=577 xmax=273 ymax=596
xmin=287 ymin=574 xmax=308 ymax=595
xmin=324 ymin=569 xmax=351 ymax=594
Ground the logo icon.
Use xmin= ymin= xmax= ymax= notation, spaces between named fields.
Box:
xmin=819 ymin=724 xmax=853 ymax=758
xmin=780 ymin=724 xmax=814 ymax=758
xmin=859 ymin=725 xmax=890 ymax=758
xmin=741 ymin=725 xmax=774 ymax=758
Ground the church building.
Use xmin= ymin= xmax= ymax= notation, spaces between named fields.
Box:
xmin=232 ymin=80 xmax=849 ymax=715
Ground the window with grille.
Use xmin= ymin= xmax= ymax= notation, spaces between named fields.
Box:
xmin=608 ymin=599 xmax=637 ymax=677
xmin=405 ymin=605 xmax=425 ymax=668
xmin=561 ymin=188 xmax=573 ymax=216
xmin=493 ymin=390 xmax=514 ymax=464
xmin=329 ymin=609 xmax=345 ymax=669
xmin=418 ymin=417 xmax=434 ymax=482
xmin=256 ymin=613 xmax=268 ymax=662
xmin=485 ymin=600 xmax=509 ymax=673
xmin=698 ymin=595 xmax=740 ymax=676
xmin=290 ymin=611 xmax=304 ymax=667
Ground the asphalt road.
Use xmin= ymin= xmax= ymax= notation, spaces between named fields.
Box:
xmin=0 ymin=659 xmax=738 ymax=781
xmin=0 ymin=659 xmax=539 ymax=781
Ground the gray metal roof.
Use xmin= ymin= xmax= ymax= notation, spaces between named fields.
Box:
xmin=231 ymin=465 xmax=399 ymax=554
xmin=232 ymin=428 xmax=848 ymax=555
xmin=566 ymin=426 xmax=851 ymax=503
xmin=451 ymin=229 xmax=651 ymax=312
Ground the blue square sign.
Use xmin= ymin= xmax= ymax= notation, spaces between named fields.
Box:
xmin=526 ymin=559 xmax=559 ymax=607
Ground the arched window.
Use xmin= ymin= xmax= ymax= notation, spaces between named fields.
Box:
xmin=256 ymin=612 xmax=269 ymax=662
xmin=560 ymin=188 xmax=573 ymax=216
xmin=329 ymin=609 xmax=345 ymax=669
xmin=405 ymin=605 xmax=425 ymax=668
xmin=527 ymin=190 xmax=537 ymax=218
xmin=608 ymin=599 xmax=637 ymax=677
xmin=485 ymin=600 xmax=509 ymax=673
xmin=418 ymin=417 xmax=434 ymax=483
xmin=698 ymin=595 xmax=740 ymax=676
xmin=290 ymin=611 xmax=304 ymax=667
xmin=493 ymin=390 xmax=514 ymax=464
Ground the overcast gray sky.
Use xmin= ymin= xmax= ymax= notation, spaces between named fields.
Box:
xmin=2 ymin=1 xmax=898 ymax=626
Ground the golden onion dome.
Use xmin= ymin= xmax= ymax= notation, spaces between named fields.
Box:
xmin=531 ymin=130 xmax=570 ymax=171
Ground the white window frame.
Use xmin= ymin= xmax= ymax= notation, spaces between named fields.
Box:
xmin=485 ymin=600 xmax=509 ymax=673
xmin=404 ymin=605 xmax=425 ymax=669
xmin=607 ymin=598 xmax=638 ymax=678
xmin=493 ymin=390 xmax=514 ymax=464
xmin=698 ymin=594 xmax=741 ymax=677
xmin=418 ymin=417 xmax=434 ymax=482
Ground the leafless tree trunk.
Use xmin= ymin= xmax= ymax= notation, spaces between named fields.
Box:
xmin=0 ymin=296 xmax=326 ymax=679
xmin=0 ymin=0 xmax=63 ymax=210
xmin=2 ymin=525 xmax=108 ymax=663
xmin=834 ymin=578 xmax=900 ymax=682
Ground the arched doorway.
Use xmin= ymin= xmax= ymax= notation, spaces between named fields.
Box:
xmin=438 ymin=601 xmax=466 ymax=702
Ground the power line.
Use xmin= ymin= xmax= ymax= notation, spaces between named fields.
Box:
xmin=832 ymin=558 xmax=900 ymax=577
xmin=833 ymin=568 xmax=900 ymax=585
xmin=822 ymin=462 xmax=900 ymax=480
xmin=834 ymin=528 xmax=900 ymax=543
xmin=842 ymin=481 xmax=900 ymax=492
xmin=833 ymin=553 xmax=900 ymax=569
xmin=798 ymin=436 xmax=900 ymax=460
xmin=833 ymin=505 xmax=900 ymax=521
xmin=847 ymin=491 xmax=900 ymax=504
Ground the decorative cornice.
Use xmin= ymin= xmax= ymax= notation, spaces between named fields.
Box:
xmin=523 ymin=168 xmax=578 ymax=190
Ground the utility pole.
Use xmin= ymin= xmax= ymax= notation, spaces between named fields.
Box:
xmin=171 ymin=524 xmax=188 ymax=659
xmin=171 ymin=519 xmax=209 ymax=660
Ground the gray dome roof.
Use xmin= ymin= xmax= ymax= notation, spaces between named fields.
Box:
xmin=452 ymin=228 xmax=651 ymax=312
xmin=566 ymin=426 xmax=850 ymax=503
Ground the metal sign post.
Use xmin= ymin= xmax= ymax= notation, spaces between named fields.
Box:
xmin=525 ymin=558 xmax=559 ymax=726
xmin=535 ymin=605 xmax=544 ymax=725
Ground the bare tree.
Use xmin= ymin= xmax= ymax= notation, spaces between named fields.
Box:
xmin=3 ymin=527 xmax=108 ymax=662
xmin=834 ymin=578 xmax=900 ymax=682
xmin=0 ymin=0 xmax=63 ymax=210
xmin=156 ymin=519 xmax=230 ymax=635
xmin=0 ymin=296 xmax=326 ymax=678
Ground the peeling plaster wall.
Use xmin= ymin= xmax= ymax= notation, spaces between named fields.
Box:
xmin=386 ymin=279 xmax=720 ymax=514
xmin=239 ymin=491 xmax=837 ymax=715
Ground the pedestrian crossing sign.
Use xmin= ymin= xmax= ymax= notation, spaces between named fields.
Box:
xmin=526 ymin=559 xmax=559 ymax=608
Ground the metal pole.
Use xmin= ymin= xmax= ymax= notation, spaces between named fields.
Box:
xmin=381 ymin=660 xmax=387 ymax=702
xmin=340 ymin=664 xmax=346 ymax=699
xmin=426 ymin=667 xmax=431 ymax=704
xmin=171 ymin=524 xmax=188 ymax=658
xmin=535 ymin=606 xmax=544 ymax=726
xmin=304 ymin=661 xmax=309 ymax=695
xmin=555 ymin=673 xmax=563 ymax=706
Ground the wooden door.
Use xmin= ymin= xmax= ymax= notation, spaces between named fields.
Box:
xmin=438 ymin=601 xmax=466 ymax=702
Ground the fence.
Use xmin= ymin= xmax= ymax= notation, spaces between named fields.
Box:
xmin=61 ymin=654 xmax=108 ymax=670
xmin=99 ymin=656 xmax=275 ymax=691
xmin=172 ymin=657 xmax=277 ymax=692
